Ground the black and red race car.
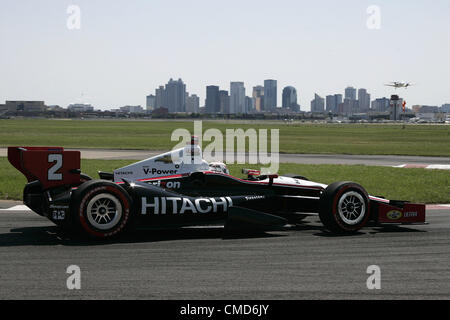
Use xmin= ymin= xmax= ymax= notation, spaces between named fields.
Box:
xmin=7 ymin=143 xmax=426 ymax=239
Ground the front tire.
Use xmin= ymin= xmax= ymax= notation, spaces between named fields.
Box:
xmin=71 ymin=180 xmax=132 ymax=238
xmin=319 ymin=181 xmax=370 ymax=233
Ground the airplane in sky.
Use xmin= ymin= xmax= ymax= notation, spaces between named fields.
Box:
xmin=384 ymin=81 xmax=414 ymax=89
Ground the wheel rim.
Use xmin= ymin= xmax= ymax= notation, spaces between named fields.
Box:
xmin=86 ymin=193 xmax=122 ymax=230
xmin=337 ymin=191 xmax=366 ymax=225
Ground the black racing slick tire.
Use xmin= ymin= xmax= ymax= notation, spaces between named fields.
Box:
xmin=319 ymin=181 xmax=370 ymax=234
xmin=71 ymin=180 xmax=132 ymax=238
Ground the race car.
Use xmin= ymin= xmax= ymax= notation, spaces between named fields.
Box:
xmin=7 ymin=139 xmax=426 ymax=239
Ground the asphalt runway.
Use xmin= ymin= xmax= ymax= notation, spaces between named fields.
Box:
xmin=1 ymin=207 xmax=449 ymax=299
xmin=2 ymin=148 xmax=450 ymax=166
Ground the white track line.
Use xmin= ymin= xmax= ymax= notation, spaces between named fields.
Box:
xmin=393 ymin=164 xmax=450 ymax=170
xmin=426 ymin=165 xmax=450 ymax=170
xmin=3 ymin=205 xmax=31 ymax=211
xmin=425 ymin=204 xmax=450 ymax=210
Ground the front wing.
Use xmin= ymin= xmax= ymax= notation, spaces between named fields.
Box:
xmin=370 ymin=197 xmax=426 ymax=224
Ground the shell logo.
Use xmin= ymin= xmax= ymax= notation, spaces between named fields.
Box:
xmin=387 ymin=210 xmax=403 ymax=220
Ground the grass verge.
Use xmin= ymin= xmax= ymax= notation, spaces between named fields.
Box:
xmin=1 ymin=119 xmax=450 ymax=156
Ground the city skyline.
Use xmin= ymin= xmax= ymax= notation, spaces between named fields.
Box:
xmin=3 ymin=88 xmax=449 ymax=119
xmin=141 ymin=79 xmax=448 ymax=116
xmin=1 ymin=1 xmax=450 ymax=109
xmin=146 ymin=78 xmax=396 ymax=114
xmin=5 ymin=78 xmax=450 ymax=114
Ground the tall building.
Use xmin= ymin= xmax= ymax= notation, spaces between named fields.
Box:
xmin=341 ymin=98 xmax=359 ymax=115
xmin=282 ymin=86 xmax=298 ymax=109
xmin=245 ymin=96 xmax=254 ymax=113
xmin=205 ymin=85 xmax=220 ymax=114
xmin=345 ymin=86 xmax=357 ymax=100
xmin=326 ymin=95 xmax=336 ymax=113
xmin=335 ymin=94 xmax=343 ymax=106
xmin=358 ymin=88 xmax=370 ymax=112
xmin=252 ymin=86 xmax=264 ymax=112
xmin=326 ymin=94 xmax=343 ymax=113
xmin=155 ymin=86 xmax=166 ymax=108
xmin=310 ymin=94 xmax=324 ymax=113
xmin=230 ymin=82 xmax=246 ymax=114
xmin=146 ymin=94 xmax=156 ymax=111
xmin=264 ymin=79 xmax=277 ymax=110
xmin=165 ymin=78 xmax=186 ymax=112
xmin=371 ymin=97 xmax=390 ymax=112
xmin=441 ymin=104 xmax=450 ymax=113
xmin=365 ymin=93 xmax=370 ymax=111
xmin=219 ymin=90 xmax=230 ymax=113
xmin=186 ymin=94 xmax=200 ymax=113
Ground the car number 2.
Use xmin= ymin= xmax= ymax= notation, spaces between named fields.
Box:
xmin=48 ymin=154 xmax=63 ymax=181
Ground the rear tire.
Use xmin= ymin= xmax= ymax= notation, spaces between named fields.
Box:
xmin=71 ymin=180 xmax=132 ymax=238
xmin=319 ymin=181 xmax=370 ymax=233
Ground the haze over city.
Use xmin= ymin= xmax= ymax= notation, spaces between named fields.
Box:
xmin=1 ymin=0 xmax=450 ymax=110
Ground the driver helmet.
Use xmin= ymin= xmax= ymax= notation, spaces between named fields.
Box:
xmin=208 ymin=161 xmax=229 ymax=175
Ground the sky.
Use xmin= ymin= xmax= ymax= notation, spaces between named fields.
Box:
xmin=1 ymin=0 xmax=450 ymax=110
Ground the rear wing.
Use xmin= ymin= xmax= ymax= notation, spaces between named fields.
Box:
xmin=8 ymin=146 xmax=81 ymax=190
